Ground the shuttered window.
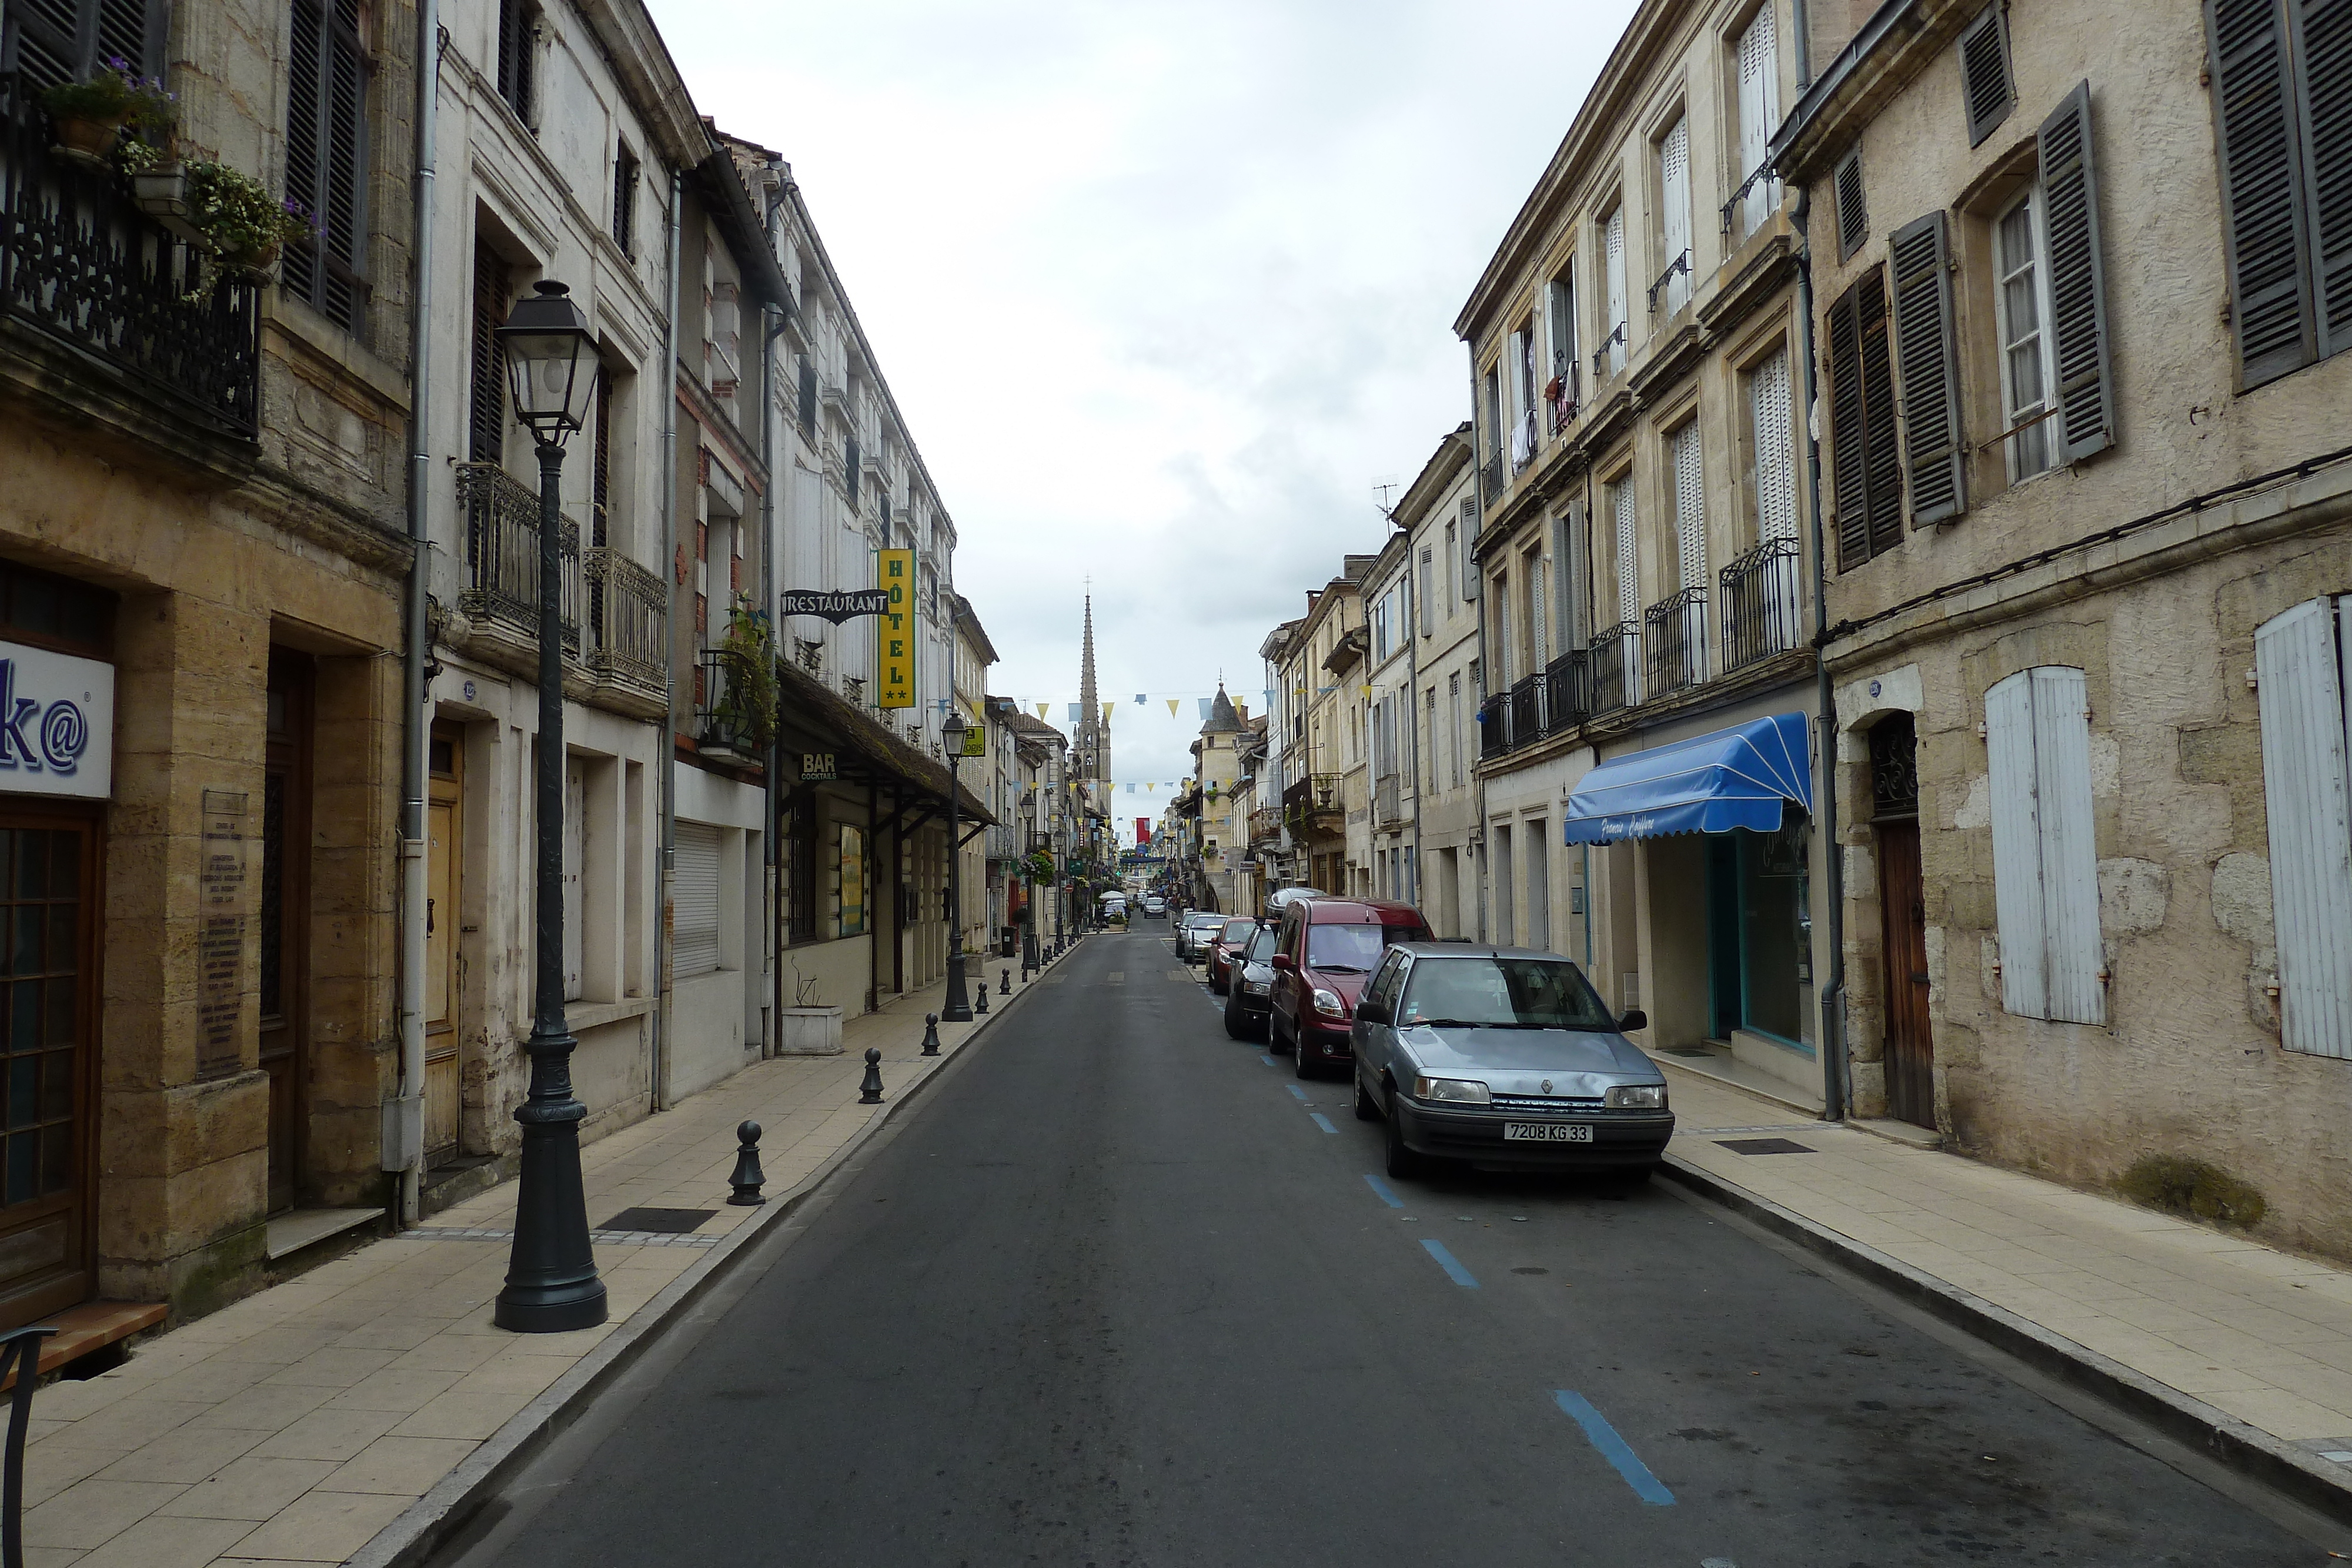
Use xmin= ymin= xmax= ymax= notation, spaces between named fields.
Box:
xmin=1752 ymin=346 xmax=1798 ymax=541
xmin=612 ymin=142 xmax=638 ymax=258
xmin=1834 ymin=149 xmax=1868 ymax=262
xmin=1735 ymin=2 xmax=1782 ymax=238
xmin=1958 ymin=4 xmax=2016 ymax=146
xmin=1460 ymin=497 xmax=1480 ymax=600
xmin=2037 ymin=82 xmax=2116 ymax=463
xmin=1984 ymin=666 xmax=2105 ymax=1025
xmin=1827 ymin=267 xmax=1904 ymax=571
xmin=1671 ymin=420 xmax=1706 ymax=589
xmin=1659 ymin=115 xmax=1692 ymax=316
xmin=1602 ymin=206 xmax=1628 ymax=374
xmin=673 ymin=822 xmax=722 ymax=978
xmin=1891 ymin=212 xmax=1966 ymax=527
xmin=2 ymin=0 xmax=159 ymax=94
xmin=2254 ymin=598 xmax=2352 ymax=1059
xmin=284 ymin=0 xmax=369 ymax=334
xmin=468 ymin=243 xmax=509 ymax=463
xmin=1611 ymin=473 xmax=1639 ymax=626
xmin=495 ymin=0 xmax=533 ymax=121
xmin=2206 ymin=0 xmax=2351 ymax=389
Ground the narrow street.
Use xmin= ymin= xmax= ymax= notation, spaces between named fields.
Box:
xmin=432 ymin=930 xmax=2313 ymax=1567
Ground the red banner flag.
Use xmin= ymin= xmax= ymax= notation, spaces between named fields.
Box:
xmin=1136 ymin=817 xmax=1151 ymax=845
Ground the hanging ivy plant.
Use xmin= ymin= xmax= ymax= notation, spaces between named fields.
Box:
xmin=714 ymin=603 xmax=780 ymax=751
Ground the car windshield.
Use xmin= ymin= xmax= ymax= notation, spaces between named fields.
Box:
xmin=1397 ymin=957 xmax=1618 ymax=1030
xmin=1245 ymin=927 xmax=1279 ymax=962
xmin=1305 ymin=922 xmax=1425 ymax=974
xmin=1220 ymin=920 xmax=1256 ymax=943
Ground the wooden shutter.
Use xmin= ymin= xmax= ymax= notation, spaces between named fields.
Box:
xmin=1753 ymin=347 xmax=1799 ymax=541
xmin=285 ymin=0 xmax=368 ymax=331
xmin=2256 ymin=599 xmax=2352 ymax=1058
xmin=468 ymin=243 xmax=509 ymax=462
xmin=1859 ymin=268 xmax=1904 ymax=557
xmin=1829 ymin=268 xmax=1903 ymax=570
xmin=2037 ymin=82 xmax=2116 ymax=463
xmin=673 ymin=823 xmax=722 ymax=978
xmin=1661 ymin=116 xmax=1692 ymax=315
xmin=495 ymin=0 xmax=533 ymax=119
xmin=2289 ymin=0 xmax=2352 ymax=359
xmin=1984 ymin=671 xmax=2049 ymax=1018
xmin=4 ymin=0 xmax=160 ymax=93
xmin=1461 ymin=497 xmax=1481 ymax=600
xmin=1958 ymin=4 xmax=2016 ymax=146
xmin=1892 ymin=211 xmax=1967 ymax=527
xmin=2031 ymin=667 xmax=2104 ymax=1025
xmin=1827 ymin=283 xmax=1870 ymax=570
xmin=1834 ymin=149 xmax=1868 ymax=262
xmin=2207 ymin=0 xmax=2317 ymax=387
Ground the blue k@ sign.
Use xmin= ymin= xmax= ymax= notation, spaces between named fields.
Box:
xmin=0 ymin=640 xmax=111 ymax=800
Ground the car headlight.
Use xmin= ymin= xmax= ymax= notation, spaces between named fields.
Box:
xmin=1412 ymin=1075 xmax=1491 ymax=1105
xmin=1311 ymin=987 xmax=1348 ymax=1019
xmin=1605 ymin=1084 xmax=1667 ymax=1110
xmin=1242 ymin=977 xmax=1269 ymax=996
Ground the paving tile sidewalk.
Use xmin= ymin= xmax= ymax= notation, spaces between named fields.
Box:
xmin=19 ymin=950 xmax=1074 ymax=1568
xmin=1659 ymin=1064 xmax=2352 ymax=1506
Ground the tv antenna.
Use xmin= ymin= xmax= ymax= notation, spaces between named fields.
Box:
xmin=1372 ymin=474 xmax=1402 ymax=520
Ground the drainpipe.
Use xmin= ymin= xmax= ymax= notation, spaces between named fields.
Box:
xmin=391 ymin=0 xmax=442 ymax=1226
xmin=653 ymin=169 xmax=683 ymax=1110
xmin=1791 ymin=185 xmax=1847 ymax=1122
xmin=1405 ymin=533 xmax=1425 ymax=914
xmin=1792 ymin=0 xmax=1814 ymax=89
xmin=1465 ymin=341 xmax=1491 ymax=942
xmin=760 ymin=166 xmax=787 ymax=1059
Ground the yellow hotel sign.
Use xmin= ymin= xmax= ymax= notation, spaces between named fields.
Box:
xmin=876 ymin=549 xmax=914 ymax=709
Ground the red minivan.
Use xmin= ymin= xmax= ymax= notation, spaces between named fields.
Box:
xmin=1269 ymin=897 xmax=1430 ymax=1079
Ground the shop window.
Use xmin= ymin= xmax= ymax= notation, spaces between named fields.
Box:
xmin=1983 ymin=666 xmax=2104 ymax=1024
xmin=0 ymin=562 xmax=112 ymax=659
xmin=2253 ymin=597 xmax=2352 ymax=1058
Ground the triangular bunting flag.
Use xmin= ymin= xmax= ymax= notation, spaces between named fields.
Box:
xmin=1036 ymin=703 xmax=1049 ymax=719
xmin=1198 ymin=698 xmax=1212 ymax=720
xmin=1134 ymin=693 xmax=1146 ymax=706
xmin=1166 ymin=699 xmax=1179 ymax=717
xmin=1102 ymin=702 xmax=1113 ymax=721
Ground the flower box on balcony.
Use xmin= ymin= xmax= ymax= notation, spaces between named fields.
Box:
xmin=129 ymin=167 xmax=206 ymax=245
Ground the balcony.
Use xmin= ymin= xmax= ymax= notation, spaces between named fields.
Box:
xmin=457 ymin=461 xmax=581 ymax=653
xmin=1543 ymin=648 xmax=1589 ymax=731
xmin=1508 ymin=674 xmax=1541 ymax=747
xmin=584 ymin=547 xmax=664 ymax=716
xmin=1027 ymin=828 xmax=1053 ymax=854
xmin=1478 ymin=693 xmax=1510 ymax=759
xmin=1588 ymin=623 xmax=1639 ymax=717
xmin=1283 ymin=772 xmax=1342 ymax=838
xmin=1248 ymin=805 xmax=1282 ymax=845
xmin=984 ymin=824 xmax=1020 ymax=861
xmin=693 ymin=650 xmax=764 ymax=767
xmin=1479 ymin=449 xmax=1505 ymax=505
xmin=1375 ymin=773 xmax=1404 ymax=827
xmin=1548 ymin=360 xmax=1580 ymax=436
xmin=1 ymin=82 xmax=262 ymax=439
xmin=1719 ymin=536 xmax=1803 ymax=674
xmin=1642 ymin=587 xmax=1709 ymax=698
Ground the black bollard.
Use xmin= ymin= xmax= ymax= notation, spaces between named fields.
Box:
xmin=973 ymin=984 xmax=988 ymax=1016
xmin=858 ymin=1047 xmax=884 ymax=1104
xmin=921 ymin=1012 xmax=941 ymax=1057
xmin=1000 ymin=968 xmax=1011 ymax=995
xmin=727 ymin=1121 xmax=766 ymax=1206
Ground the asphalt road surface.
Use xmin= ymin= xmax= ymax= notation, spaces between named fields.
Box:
xmin=436 ymin=928 xmax=2334 ymax=1567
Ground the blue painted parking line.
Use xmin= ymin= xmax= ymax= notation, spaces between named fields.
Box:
xmin=1363 ymin=1174 xmax=1404 ymax=1209
xmin=1552 ymin=1390 xmax=1676 ymax=1506
xmin=1259 ymin=1055 xmax=1277 ymax=1067
xmin=1309 ymin=1112 xmax=1338 ymax=1134
xmin=1419 ymin=1239 xmax=1479 ymax=1288
xmin=1287 ymin=1084 xmax=1309 ymax=1101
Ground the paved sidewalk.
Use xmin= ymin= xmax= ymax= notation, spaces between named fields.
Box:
xmin=19 ymin=947 xmax=1077 ymax=1568
xmin=1658 ymin=1063 xmax=2352 ymax=1514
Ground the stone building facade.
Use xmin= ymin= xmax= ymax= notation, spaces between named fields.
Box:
xmin=1389 ymin=427 xmax=1483 ymax=939
xmin=0 ymin=0 xmax=417 ymax=1327
xmin=1782 ymin=0 xmax=2352 ymax=1253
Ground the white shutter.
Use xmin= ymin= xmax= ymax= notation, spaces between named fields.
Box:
xmin=1531 ymin=556 xmax=1548 ymax=665
xmin=1554 ymin=509 xmax=1583 ymax=650
xmin=1672 ymin=422 xmax=1706 ymax=589
xmin=674 ymin=821 xmax=722 ymax=978
xmin=563 ymin=757 xmax=586 ymax=1002
xmin=1604 ymin=209 xmax=1628 ymax=372
xmin=1661 ymin=117 xmax=1692 ymax=315
xmin=1612 ymin=475 xmax=1639 ymax=626
xmin=1418 ymin=548 xmax=1434 ymax=637
xmin=1985 ymin=671 xmax=2049 ymax=1018
xmin=1737 ymin=2 xmax=1780 ymax=235
xmin=2032 ymin=667 xmax=2104 ymax=1025
xmin=1753 ymin=348 xmax=1797 ymax=540
xmin=2257 ymin=599 xmax=2352 ymax=1057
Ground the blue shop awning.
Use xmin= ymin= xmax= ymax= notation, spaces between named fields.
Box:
xmin=1561 ymin=713 xmax=1813 ymax=845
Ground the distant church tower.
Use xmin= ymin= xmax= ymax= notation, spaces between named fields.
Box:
xmin=1077 ymin=595 xmax=1110 ymax=785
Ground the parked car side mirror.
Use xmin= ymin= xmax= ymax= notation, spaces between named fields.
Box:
xmin=1357 ymin=1003 xmax=1388 ymax=1026
xmin=1617 ymin=1008 xmax=1648 ymax=1033
xmin=1270 ymin=954 xmax=1295 ymax=972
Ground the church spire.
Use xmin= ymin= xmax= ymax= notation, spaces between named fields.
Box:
xmin=1078 ymin=594 xmax=1108 ymax=784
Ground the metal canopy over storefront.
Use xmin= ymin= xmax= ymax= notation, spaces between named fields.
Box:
xmin=1561 ymin=712 xmax=1812 ymax=844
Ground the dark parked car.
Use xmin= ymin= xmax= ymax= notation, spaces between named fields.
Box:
xmin=1224 ymin=924 xmax=1281 ymax=1039
xmin=1268 ymin=896 xmax=1430 ymax=1079
xmin=1205 ymin=918 xmax=1258 ymax=994
xmin=1350 ymin=944 xmax=1671 ymax=1178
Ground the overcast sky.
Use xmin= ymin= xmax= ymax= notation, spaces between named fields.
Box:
xmin=650 ymin=0 xmax=1640 ymax=836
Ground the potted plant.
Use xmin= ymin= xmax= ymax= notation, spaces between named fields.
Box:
xmin=39 ymin=57 xmax=173 ymax=165
xmin=178 ymin=162 xmax=313 ymax=283
xmin=704 ymin=604 xmax=778 ymax=760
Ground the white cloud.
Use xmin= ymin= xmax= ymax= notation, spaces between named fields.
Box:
xmin=650 ymin=0 xmax=1638 ymax=791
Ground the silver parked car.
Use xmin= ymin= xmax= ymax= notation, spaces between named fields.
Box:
xmin=1176 ymin=910 xmax=1226 ymax=962
xmin=1350 ymin=944 xmax=1672 ymax=1179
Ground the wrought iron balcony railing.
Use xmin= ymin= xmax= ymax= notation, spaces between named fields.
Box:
xmin=1543 ymin=648 xmax=1589 ymax=732
xmin=1588 ymin=622 xmax=1639 ymax=717
xmin=1 ymin=78 xmax=261 ymax=436
xmin=1722 ymin=162 xmax=1780 ymax=239
xmin=584 ymin=546 xmax=664 ymax=693
xmin=1508 ymin=673 xmax=1541 ymax=747
xmin=1643 ymin=587 xmax=1709 ymax=697
xmin=1478 ymin=693 xmax=1511 ymax=758
xmin=693 ymin=650 xmax=763 ymax=763
xmin=1479 ymin=449 xmax=1506 ymax=504
xmin=457 ymin=462 xmax=581 ymax=653
xmin=1374 ymin=773 xmax=1402 ymax=825
xmin=1248 ymin=805 xmax=1282 ymax=843
xmin=1720 ymin=536 xmax=1803 ymax=674
xmin=1548 ymin=358 xmax=1580 ymax=435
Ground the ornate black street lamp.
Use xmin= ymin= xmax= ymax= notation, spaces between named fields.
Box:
xmin=941 ymin=710 xmax=974 ymax=1022
xmin=493 ymin=281 xmax=608 ymax=1333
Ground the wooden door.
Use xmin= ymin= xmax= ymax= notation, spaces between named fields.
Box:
xmin=0 ymin=815 xmax=99 ymax=1329
xmin=261 ymin=653 xmax=312 ymax=1214
xmin=1877 ymin=819 xmax=1935 ymax=1128
xmin=424 ymin=724 xmax=463 ymax=1165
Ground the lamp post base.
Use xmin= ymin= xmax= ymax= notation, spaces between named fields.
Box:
xmin=943 ymin=936 xmax=974 ymax=1022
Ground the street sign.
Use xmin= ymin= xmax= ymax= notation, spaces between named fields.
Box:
xmin=781 ymin=589 xmax=890 ymax=623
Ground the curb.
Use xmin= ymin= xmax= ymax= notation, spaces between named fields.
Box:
xmin=347 ymin=952 xmax=1068 ymax=1568
xmin=1657 ymin=1151 xmax=2352 ymax=1529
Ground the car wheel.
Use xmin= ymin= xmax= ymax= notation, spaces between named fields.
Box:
xmin=1271 ymin=1011 xmax=1294 ymax=1055
xmin=1383 ymin=1087 xmax=1420 ymax=1179
xmin=1294 ymin=1034 xmax=1316 ymax=1081
xmin=1223 ymin=991 xmax=1246 ymax=1041
xmin=1352 ymin=1070 xmax=1378 ymax=1122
